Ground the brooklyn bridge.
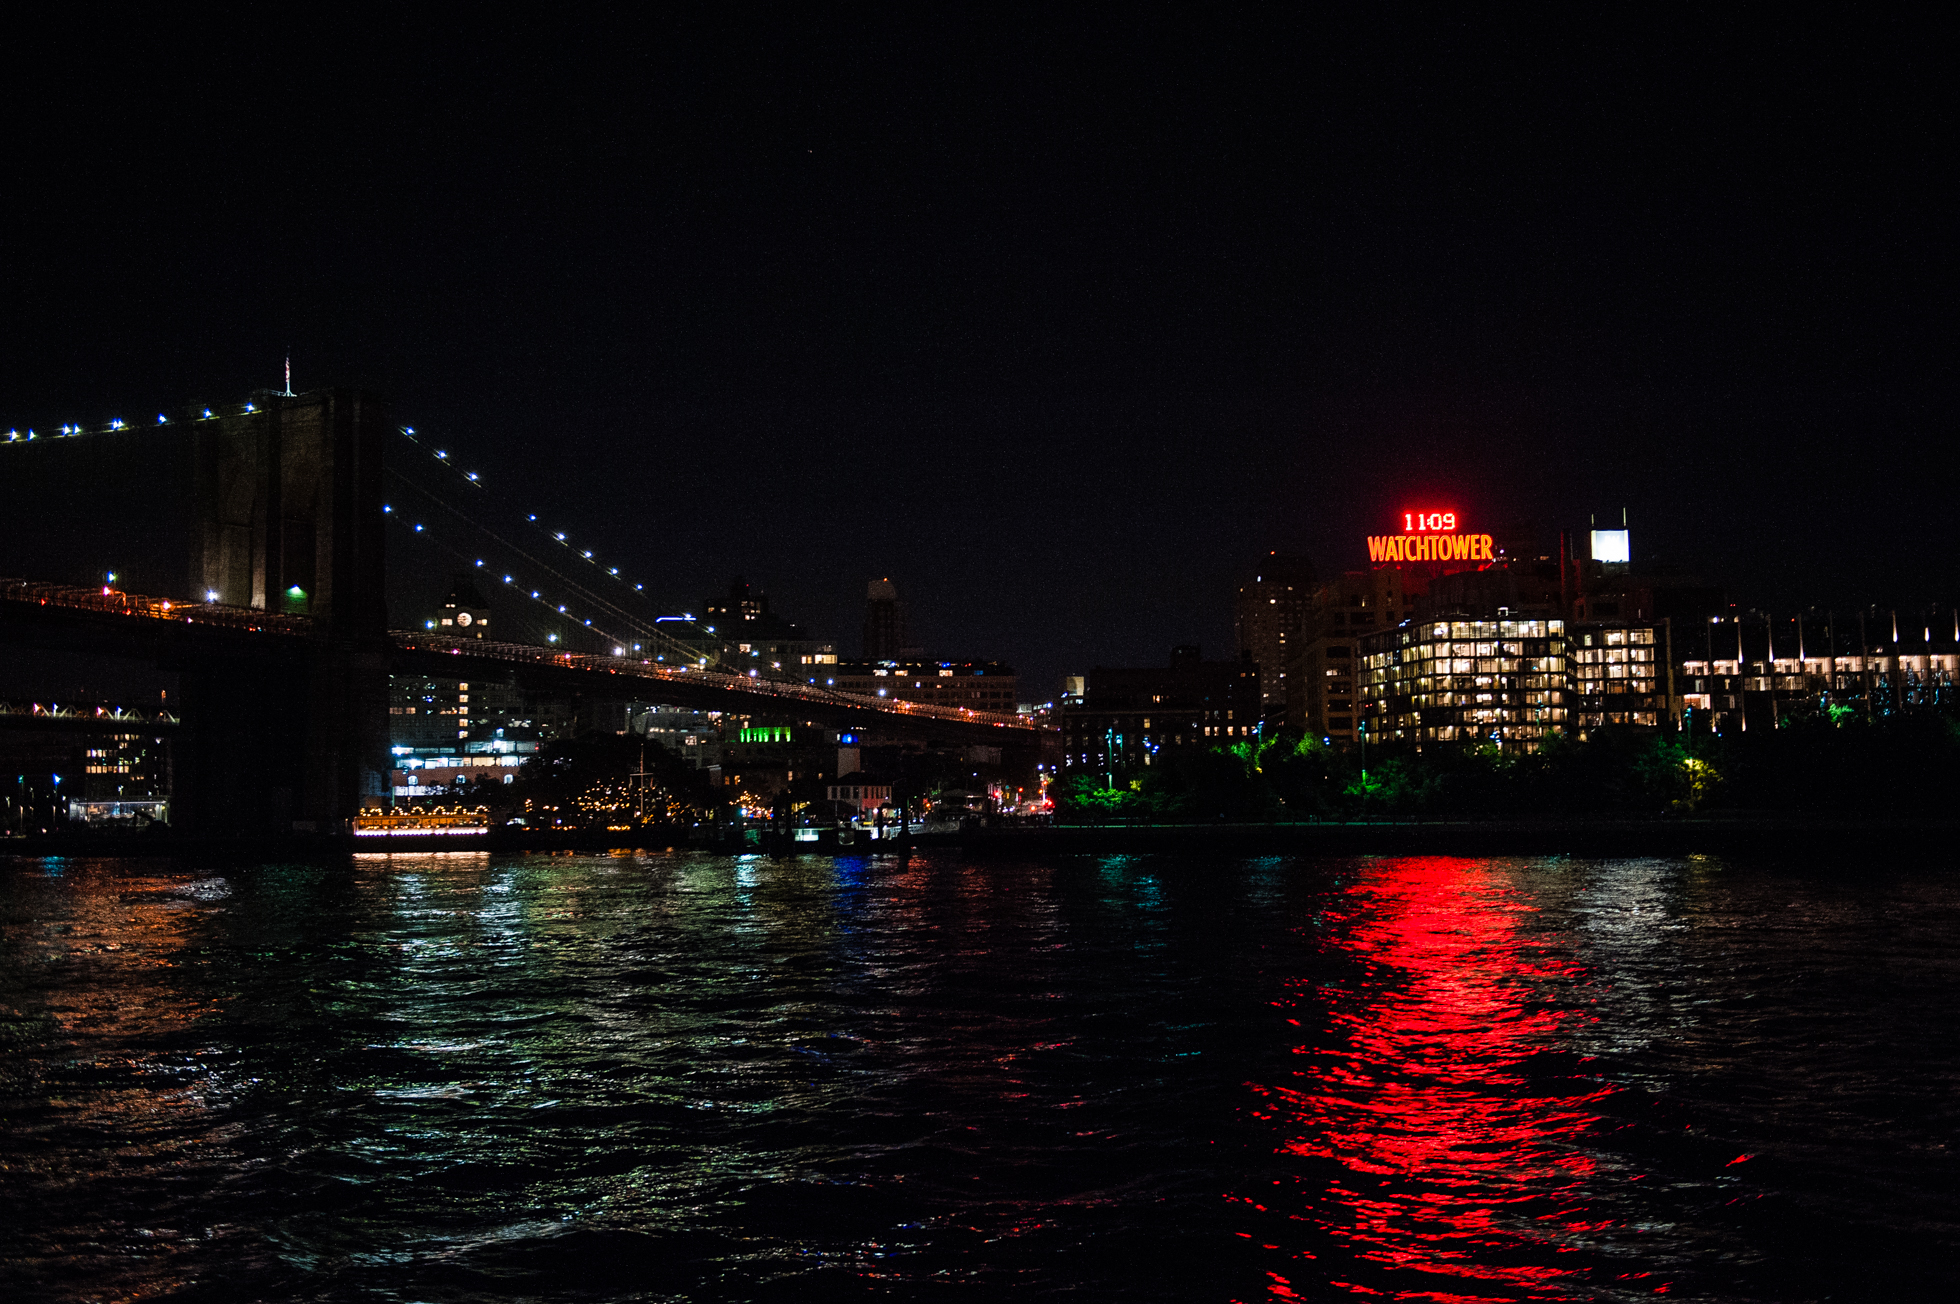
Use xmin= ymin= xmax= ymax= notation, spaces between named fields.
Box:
xmin=1 ymin=388 xmax=1036 ymax=833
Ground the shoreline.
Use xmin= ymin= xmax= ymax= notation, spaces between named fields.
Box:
xmin=5 ymin=816 xmax=1959 ymax=861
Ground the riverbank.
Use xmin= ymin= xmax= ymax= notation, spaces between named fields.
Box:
xmin=6 ymin=815 xmax=1960 ymax=861
xmin=931 ymin=817 xmax=1960 ymax=858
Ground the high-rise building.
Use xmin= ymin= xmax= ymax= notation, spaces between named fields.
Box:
xmin=1232 ymin=553 xmax=1316 ymax=722
xmin=862 ymin=577 xmax=915 ymax=660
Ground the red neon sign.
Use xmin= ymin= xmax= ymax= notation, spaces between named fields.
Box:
xmin=1403 ymin=511 xmax=1458 ymax=533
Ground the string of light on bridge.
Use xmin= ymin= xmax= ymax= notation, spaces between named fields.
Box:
xmin=2 ymin=395 xmax=723 ymax=669
xmin=3 ymin=400 xmax=260 ymax=444
xmin=1 ymin=402 xmax=677 ymax=626
xmin=392 ymin=425 xmax=668 ymax=609
xmin=386 ymin=424 xmax=729 ymax=667
xmin=385 ymin=509 xmax=707 ymax=664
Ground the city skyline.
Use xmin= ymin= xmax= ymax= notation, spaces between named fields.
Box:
xmin=1 ymin=16 xmax=1948 ymax=700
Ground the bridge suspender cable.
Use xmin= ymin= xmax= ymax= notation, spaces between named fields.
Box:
xmin=386 ymin=432 xmax=689 ymax=633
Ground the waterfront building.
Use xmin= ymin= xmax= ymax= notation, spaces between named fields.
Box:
xmin=1679 ymin=611 xmax=1959 ymax=732
xmin=1357 ymin=616 xmax=1572 ymax=751
xmin=1059 ymin=645 xmax=1262 ymax=773
xmin=1570 ymin=622 xmax=1670 ymax=732
xmin=828 ymin=660 xmax=1018 ymax=713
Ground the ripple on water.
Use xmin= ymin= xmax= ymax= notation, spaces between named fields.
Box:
xmin=1 ymin=850 xmax=1957 ymax=1301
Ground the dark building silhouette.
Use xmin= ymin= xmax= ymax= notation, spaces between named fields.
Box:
xmin=862 ymin=577 xmax=914 ymax=661
xmin=697 ymin=577 xmax=836 ymax=676
xmin=1059 ymin=645 xmax=1262 ymax=773
xmin=1232 ymin=552 xmax=1317 ymax=723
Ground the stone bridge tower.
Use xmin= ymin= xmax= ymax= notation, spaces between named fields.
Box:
xmin=178 ymin=389 xmax=391 ymax=831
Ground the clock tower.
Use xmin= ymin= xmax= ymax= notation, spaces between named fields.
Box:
xmin=437 ymin=577 xmax=492 ymax=639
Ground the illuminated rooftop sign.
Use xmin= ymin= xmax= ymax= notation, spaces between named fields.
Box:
xmin=1369 ymin=532 xmax=1493 ymax=563
xmin=1590 ymin=529 xmax=1630 ymax=563
xmin=1368 ymin=510 xmax=1493 ymax=564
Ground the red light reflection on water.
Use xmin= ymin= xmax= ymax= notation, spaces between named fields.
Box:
xmin=1238 ymin=858 xmax=1611 ymax=1301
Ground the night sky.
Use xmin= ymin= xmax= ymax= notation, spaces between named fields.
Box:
xmin=2 ymin=15 xmax=1948 ymax=696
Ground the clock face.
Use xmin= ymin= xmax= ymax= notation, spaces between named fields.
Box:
xmin=456 ymin=611 xmax=473 ymax=626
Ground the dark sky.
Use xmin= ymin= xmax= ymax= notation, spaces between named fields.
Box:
xmin=2 ymin=14 xmax=1949 ymax=695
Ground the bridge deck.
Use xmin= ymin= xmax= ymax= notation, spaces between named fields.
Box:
xmin=3 ymin=580 xmax=1039 ymax=735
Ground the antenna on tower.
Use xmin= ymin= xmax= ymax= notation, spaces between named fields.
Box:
xmin=282 ymin=351 xmax=295 ymax=397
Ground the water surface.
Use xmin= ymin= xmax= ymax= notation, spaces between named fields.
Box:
xmin=2 ymin=850 xmax=1955 ymax=1301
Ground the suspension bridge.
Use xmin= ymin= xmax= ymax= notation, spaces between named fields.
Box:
xmin=1 ymin=388 xmax=1038 ymax=833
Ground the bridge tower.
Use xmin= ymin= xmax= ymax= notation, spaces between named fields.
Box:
xmin=175 ymin=389 xmax=392 ymax=832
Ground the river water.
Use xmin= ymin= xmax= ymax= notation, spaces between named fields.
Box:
xmin=2 ymin=850 xmax=1955 ymax=1302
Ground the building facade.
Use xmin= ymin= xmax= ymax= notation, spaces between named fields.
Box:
xmin=828 ymin=660 xmax=1018 ymax=714
xmin=1059 ymin=646 xmax=1263 ymax=773
xmin=1358 ymin=616 xmax=1572 ymax=751
xmin=1232 ymin=553 xmax=1316 ymax=724
xmin=862 ymin=578 xmax=919 ymax=661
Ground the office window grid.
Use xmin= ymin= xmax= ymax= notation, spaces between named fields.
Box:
xmin=1360 ymin=618 xmax=1570 ymax=749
